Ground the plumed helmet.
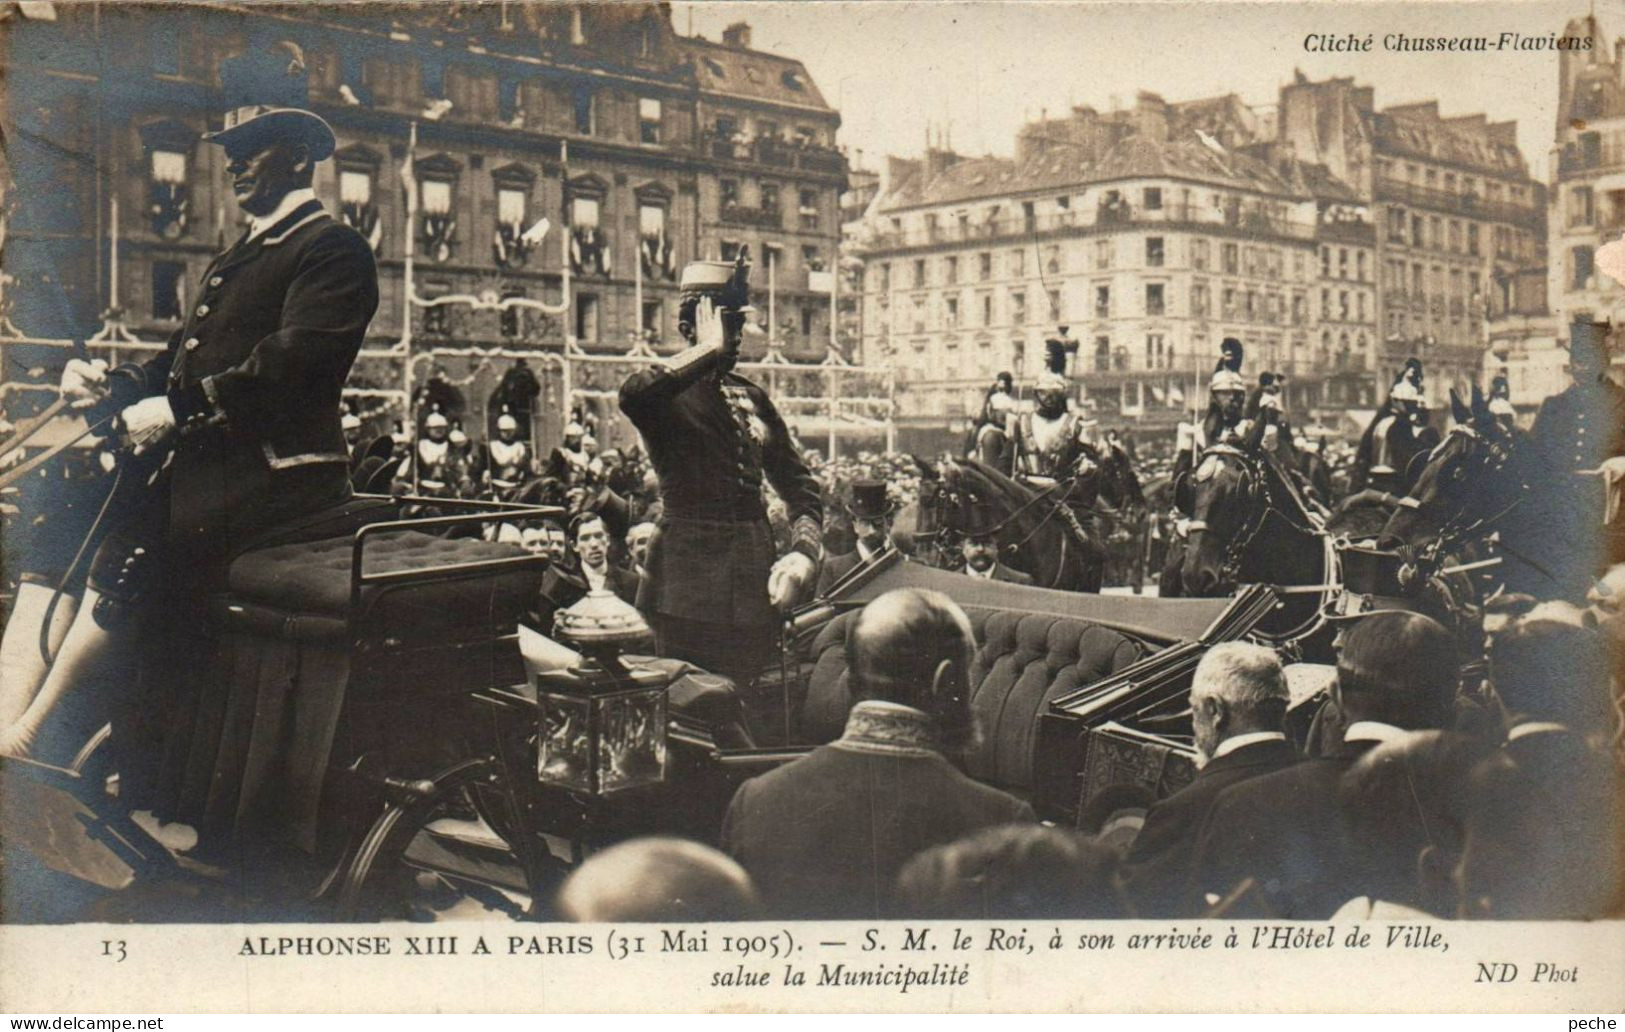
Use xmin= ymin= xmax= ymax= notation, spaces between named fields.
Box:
xmin=1210 ymin=368 xmax=1246 ymax=394
xmin=1219 ymin=337 xmax=1245 ymax=372
xmin=564 ymin=421 xmax=584 ymax=437
xmin=424 ymin=411 xmax=449 ymax=430
xmin=1043 ymin=329 xmax=1079 ymax=376
xmin=1035 ymin=371 xmax=1069 ymax=393
xmin=341 ymin=413 xmax=362 ymax=432
xmin=498 ymin=414 xmax=519 ymax=432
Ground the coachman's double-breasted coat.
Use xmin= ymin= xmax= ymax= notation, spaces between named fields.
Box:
xmin=106 ymin=197 xmax=379 ymax=557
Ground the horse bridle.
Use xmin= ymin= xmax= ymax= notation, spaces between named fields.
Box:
xmin=1186 ymin=445 xmax=1318 ymax=586
xmin=1402 ymin=423 xmax=1527 ymax=555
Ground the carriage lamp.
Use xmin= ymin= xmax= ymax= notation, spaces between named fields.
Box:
xmin=535 ymin=589 xmax=670 ymax=795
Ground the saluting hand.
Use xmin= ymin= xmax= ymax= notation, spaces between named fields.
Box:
xmin=694 ymin=296 xmax=730 ymax=354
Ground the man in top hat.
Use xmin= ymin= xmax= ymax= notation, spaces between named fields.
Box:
xmin=1530 ymin=320 xmax=1625 ymax=584
xmin=486 ymin=408 xmax=532 ymax=491
xmin=1008 ymin=328 xmax=1100 ymax=485
xmin=22 ymin=45 xmax=378 ymax=770
xmin=618 ymin=249 xmax=823 ymax=690
xmin=817 ymin=479 xmax=898 ymax=595
xmin=959 ymin=505 xmax=1033 ymax=585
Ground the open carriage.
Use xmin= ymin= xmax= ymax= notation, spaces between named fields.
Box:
xmin=2 ymin=497 xmax=1286 ymax=922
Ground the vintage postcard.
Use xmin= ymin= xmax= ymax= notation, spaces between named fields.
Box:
xmin=0 ymin=0 xmax=1621 ymax=1014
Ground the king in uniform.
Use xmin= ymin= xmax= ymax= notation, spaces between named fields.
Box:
xmin=618 ymin=251 xmax=822 ymax=690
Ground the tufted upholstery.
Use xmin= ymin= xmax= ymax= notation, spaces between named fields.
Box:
xmin=800 ymin=608 xmax=1145 ymax=794
xmin=228 ymin=530 xmax=537 ymax=620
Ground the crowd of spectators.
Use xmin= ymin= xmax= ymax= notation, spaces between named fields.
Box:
xmin=545 ymin=585 xmax=1624 ymax=923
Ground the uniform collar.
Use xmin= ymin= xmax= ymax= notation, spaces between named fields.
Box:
xmin=834 ymin=700 xmax=938 ymax=757
xmin=248 ymin=188 xmax=319 ymax=241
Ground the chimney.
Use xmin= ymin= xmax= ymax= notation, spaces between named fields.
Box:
xmin=924 ymin=147 xmax=962 ymax=179
xmin=721 ymin=21 xmax=752 ymax=48
xmin=1135 ymin=90 xmax=1169 ymax=142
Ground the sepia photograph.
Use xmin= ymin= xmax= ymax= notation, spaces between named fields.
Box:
xmin=0 ymin=0 xmax=1621 ymax=1014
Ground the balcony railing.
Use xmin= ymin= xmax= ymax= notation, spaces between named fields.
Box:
xmin=721 ymin=204 xmax=783 ymax=229
xmin=703 ymin=134 xmax=847 ymax=175
xmin=1375 ymin=177 xmax=1540 ymax=227
xmin=863 ymin=202 xmax=1320 ymax=251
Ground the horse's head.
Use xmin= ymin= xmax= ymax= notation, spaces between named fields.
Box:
xmin=1379 ymin=386 xmax=1519 ymax=551
xmin=1181 ymin=437 xmax=1266 ymax=597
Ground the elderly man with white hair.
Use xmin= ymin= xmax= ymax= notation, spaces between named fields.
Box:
xmin=1120 ymin=641 xmax=1300 ymax=916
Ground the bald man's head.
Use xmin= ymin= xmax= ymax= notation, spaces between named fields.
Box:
xmin=846 ymin=589 xmax=977 ymax=750
xmin=555 ymin=838 xmax=759 ymax=922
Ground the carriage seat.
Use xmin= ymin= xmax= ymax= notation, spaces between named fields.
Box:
xmin=223 ymin=531 xmax=540 ymax=642
xmin=801 ymin=608 xmax=1146 ymax=794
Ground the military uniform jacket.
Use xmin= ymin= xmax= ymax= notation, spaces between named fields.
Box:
xmin=111 ymin=199 xmax=379 ymax=553
xmin=620 ymin=345 xmax=822 ymax=627
xmin=1531 ymin=380 xmax=1625 ymax=473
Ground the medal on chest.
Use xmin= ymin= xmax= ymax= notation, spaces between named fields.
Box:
xmin=722 ymin=384 xmax=770 ymax=455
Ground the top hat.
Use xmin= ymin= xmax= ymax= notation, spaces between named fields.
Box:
xmin=845 ymin=480 xmax=895 ymax=521
xmin=961 ymin=502 xmax=1003 ymax=540
xmin=1568 ymin=319 xmax=1612 ymax=355
xmin=203 ymin=44 xmax=336 ymax=160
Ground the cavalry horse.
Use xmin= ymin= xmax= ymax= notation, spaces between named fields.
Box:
xmin=1174 ymin=421 xmax=1337 ymax=649
xmin=1379 ymin=386 xmax=1608 ymax=603
xmin=920 ymin=456 xmax=1112 ymax=592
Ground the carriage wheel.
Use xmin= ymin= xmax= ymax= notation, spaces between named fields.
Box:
xmin=335 ymin=757 xmax=564 ymax=921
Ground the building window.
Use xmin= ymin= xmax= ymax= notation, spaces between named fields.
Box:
xmin=945 ymin=256 xmax=958 ymax=284
xmin=945 ymin=296 xmax=959 ymax=328
xmin=642 ymin=300 xmax=663 ymax=335
xmin=422 ymin=280 xmax=450 ymax=335
xmin=1572 ymin=246 xmax=1596 ymax=290
xmin=1095 ymin=239 xmax=1111 ymax=269
xmin=720 ymin=179 xmax=740 ymax=208
xmin=1048 ymin=288 xmax=1062 ymax=322
xmin=1144 ymin=187 xmax=1162 ymax=210
xmin=1095 ymin=285 xmax=1110 ymax=318
xmin=1191 ymin=282 xmax=1209 ymax=318
xmin=1094 ymin=336 xmax=1110 ymax=372
xmin=1570 ymin=186 xmax=1596 ymax=228
xmin=150 ymin=260 xmax=185 ymax=321
xmin=721 ymin=239 xmax=742 ymax=262
xmin=913 ymin=259 xmax=927 ymax=288
xmin=341 ymin=169 xmax=373 ymax=207
xmin=1221 ymin=242 xmax=1238 ymax=274
xmin=981 ymin=293 xmax=993 ymax=326
xmin=1011 ymin=290 xmax=1026 ymax=324
xmin=802 ymin=245 xmax=824 ymax=272
xmin=1192 ymin=238 xmax=1209 ymax=270
xmin=572 ymin=88 xmax=594 ymax=134
xmin=498 ymin=185 xmax=527 ymax=228
xmin=1008 ymin=249 xmax=1023 ymax=277
xmin=760 ymin=182 xmax=781 ymax=214
xmin=576 ymin=292 xmax=600 ymax=342
xmin=638 ymin=97 xmax=662 ymax=144
xmin=801 ymin=306 xmax=815 ymax=337
xmin=879 ymin=263 xmax=891 ymax=292
xmin=1146 ymin=236 xmax=1164 ymax=267
xmin=1146 ymin=333 xmax=1165 ymax=369
xmin=501 ymin=289 xmax=525 ymax=338
xmin=1145 ymin=283 xmax=1165 ymax=316
xmin=1468 ymin=224 xmax=1480 ymax=257
xmin=798 ymin=188 xmax=819 ymax=230
xmin=1410 ymin=215 xmax=1424 ymax=248
xmin=980 ymin=252 xmax=994 ymax=279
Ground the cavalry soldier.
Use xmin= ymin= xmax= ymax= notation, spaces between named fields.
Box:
xmin=1008 ymin=331 xmax=1100 ymax=486
xmin=398 ymin=408 xmax=461 ymax=497
xmin=486 ymin=408 xmax=532 ymax=491
xmin=1354 ymin=373 xmax=1433 ymax=496
xmin=965 ymin=370 xmax=1016 ymax=462
xmin=1 ymin=45 xmax=379 ymax=771
xmin=547 ymin=420 xmax=591 ymax=484
xmin=1174 ymin=365 xmax=1248 ymax=485
xmin=618 ymin=250 xmax=822 ymax=690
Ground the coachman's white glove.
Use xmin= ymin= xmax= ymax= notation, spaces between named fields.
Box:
xmin=60 ymin=358 xmax=109 ymax=409
xmin=121 ymin=396 xmax=176 ymax=454
xmin=768 ymin=551 xmax=816 ymax=610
